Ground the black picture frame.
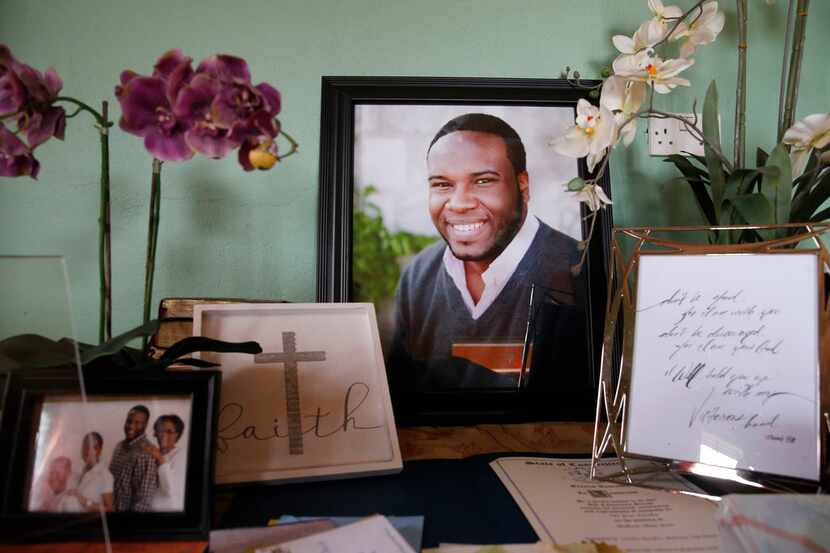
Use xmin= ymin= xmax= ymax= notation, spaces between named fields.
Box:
xmin=0 ymin=367 xmax=221 ymax=543
xmin=317 ymin=76 xmax=612 ymax=424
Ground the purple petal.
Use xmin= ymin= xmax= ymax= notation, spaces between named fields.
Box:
xmin=210 ymin=90 xmax=242 ymax=128
xmin=14 ymin=63 xmax=53 ymax=103
xmin=255 ymin=82 xmax=281 ymax=116
xmin=117 ymin=77 xmax=169 ymax=137
xmin=119 ymin=70 xmax=139 ymax=87
xmin=0 ymin=44 xmax=15 ymax=67
xmin=0 ymin=124 xmax=39 ymax=178
xmin=0 ymin=71 xmax=26 ymax=115
xmin=0 ymin=123 xmax=27 ymax=155
xmin=153 ymin=49 xmax=189 ymax=79
xmin=44 ymin=67 xmax=63 ymax=97
xmin=25 ymin=106 xmax=65 ymax=148
xmin=227 ymin=118 xmax=260 ymax=144
xmin=197 ymin=54 xmax=250 ymax=83
xmin=165 ymin=59 xmax=194 ymax=105
xmin=115 ymin=70 xmax=139 ymax=99
xmin=237 ymin=140 xmax=255 ymax=171
xmin=143 ymin=127 xmax=193 ymax=162
xmin=252 ymin=110 xmax=278 ymax=137
xmin=185 ymin=126 xmax=237 ymax=159
xmin=173 ymin=73 xmax=217 ymax=121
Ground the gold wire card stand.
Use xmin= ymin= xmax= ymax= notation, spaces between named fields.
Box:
xmin=591 ymin=224 xmax=830 ymax=498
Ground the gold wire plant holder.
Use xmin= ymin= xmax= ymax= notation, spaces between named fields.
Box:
xmin=590 ymin=223 xmax=830 ymax=498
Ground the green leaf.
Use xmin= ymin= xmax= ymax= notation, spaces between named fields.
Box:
xmin=79 ymin=319 xmax=160 ymax=365
xmin=728 ymin=194 xmax=773 ymax=227
xmin=702 ymin=81 xmax=726 ymax=227
xmin=810 ymin=205 xmax=830 ymax=222
xmin=756 ymin=147 xmax=768 ymax=168
xmin=762 ymin=143 xmax=792 ymax=227
xmin=792 ymin=151 xmax=824 ymax=210
xmin=566 ymin=177 xmax=587 ymax=191
xmin=664 ymin=155 xmax=716 ymax=226
xmin=792 ymin=167 xmax=830 ymax=222
xmin=664 ymin=155 xmax=710 ymax=180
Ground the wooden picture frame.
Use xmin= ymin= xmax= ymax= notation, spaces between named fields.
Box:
xmin=0 ymin=367 xmax=220 ymax=542
xmin=317 ymin=76 xmax=612 ymax=423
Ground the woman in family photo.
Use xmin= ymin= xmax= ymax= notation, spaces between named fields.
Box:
xmin=67 ymin=432 xmax=114 ymax=512
xmin=144 ymin=414 xmax=187 ymax=512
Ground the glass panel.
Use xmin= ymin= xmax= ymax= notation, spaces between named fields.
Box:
xmin=0 ymin=256 xmax=108 ymax=546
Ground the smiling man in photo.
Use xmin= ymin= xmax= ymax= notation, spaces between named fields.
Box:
xmin=109 ymin=405 xmax=158 ymax=512
xmin=389 ymin=113 xmax=580 ymax=391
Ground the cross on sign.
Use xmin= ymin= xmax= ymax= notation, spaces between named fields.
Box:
xmin=254 ymin=331 xmax=327 ymax=455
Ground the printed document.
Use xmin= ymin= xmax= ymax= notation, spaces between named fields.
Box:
xmin=491 ymin=457 xmax=719 ymax=552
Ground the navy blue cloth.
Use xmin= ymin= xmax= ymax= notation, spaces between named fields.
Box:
xmin=217 ymin=453 xmax=589 ymax=547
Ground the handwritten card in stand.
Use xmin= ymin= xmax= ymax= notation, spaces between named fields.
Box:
xmin=591 ymin=224 xmax=830 ymax=495
xmin=193 ymin=303 xmax=402 ymax=485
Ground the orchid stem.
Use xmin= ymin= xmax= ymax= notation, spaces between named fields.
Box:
xmin=98 ymin=101 xmax=112 ymax=344
xmin=54 ymin=96 xmax=113 ymax=344
xmin=54 ymin=96 xmax=111 ymax=129
xmin=277 ymin=128 xmax=300 ymax=160
xmin=777 ymin=0 xmax=796 ymax=141
xmin=142 ymin=158 xmax=162 ymax=352
xmin=734 ymin=0 xmax=748 ymax=168
xmin=781 ymin=0 xmax=809 ymax=141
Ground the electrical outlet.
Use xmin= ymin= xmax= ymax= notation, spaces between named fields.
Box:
xmin=648 ymin=113 xmax=707 ymax=157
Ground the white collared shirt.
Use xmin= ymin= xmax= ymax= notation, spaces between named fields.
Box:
xmin=442 ymin=215 xmax=540 ymax=320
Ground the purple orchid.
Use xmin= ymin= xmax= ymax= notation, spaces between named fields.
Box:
xmin=0 ymin=44 xmax=66 ymax=149
xmin=175 ymin=73 xmax=238 ymax=159
xmin=235 ymin=112 xmax=281 ymax=171
xmin=0 ymin=46 xmax=26 ymax=116
xmin=196 ymin=54 xmax=281 ymax=143
xmin=0 ymin=124 xmax=39 ymax=178
xmin=116 ymin=50 xmax=196 ymax=162
xmin=116 ymin=49 xmax=287 ymax=169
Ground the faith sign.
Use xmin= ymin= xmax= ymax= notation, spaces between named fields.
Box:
xmin=193 ymin=303 xmax=402 ymax=485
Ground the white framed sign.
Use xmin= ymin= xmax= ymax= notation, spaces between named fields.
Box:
xmin=193 ymin=303 xmax=402 ymax=485
xmin=625 ymin=252 xmax=821 ymax=482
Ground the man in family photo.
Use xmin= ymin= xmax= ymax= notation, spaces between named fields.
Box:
xmin=36 ymin=456 xmax=81 ymax=512
xmin=389 ymin=113 xmax=580 ymax=391
xmin=109 ymin=405 xmax=158 ymax=512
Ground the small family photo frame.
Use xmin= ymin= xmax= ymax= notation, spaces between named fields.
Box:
xmin=592 ymin=224 xmax=830 ymax=495
xmin=0 ymin=367 xmax=220 ymax=542
xmin=317 ymin=76 xmax=612 ymax=423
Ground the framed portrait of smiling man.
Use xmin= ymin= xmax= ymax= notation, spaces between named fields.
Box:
xmin=318 ymin=77 xmax=612 ymax=423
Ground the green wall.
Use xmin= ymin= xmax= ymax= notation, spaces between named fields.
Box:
xmin=1 ymin=0 xmax=828 ymax=343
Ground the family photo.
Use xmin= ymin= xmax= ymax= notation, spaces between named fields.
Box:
xmin=352 ymin=104 xmax=589 ymax=392
xmin=26 ymin=396 xmax=192 ymax=514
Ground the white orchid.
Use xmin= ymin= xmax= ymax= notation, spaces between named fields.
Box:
xmin=551 ymin=99 xmax=618 ymax=172
xmin=613 ymin=50 xmax=694 ymax=94
xmin=782 ymin=113 xmax=830 ymax=175
xmin=600 ymin=76 xmax=647 ymax=147
xmin=612 ymin=19 xmax=665 ymax=57
xmin=574 ymin=184 xmax=613 ymax=212
xmin=646 ymin=0 xmax=687 ymax=39
xmin=648 ymin=0 xmax=684 ymax=21
xmin=675 ymin=1 xmax=725 ymax=58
